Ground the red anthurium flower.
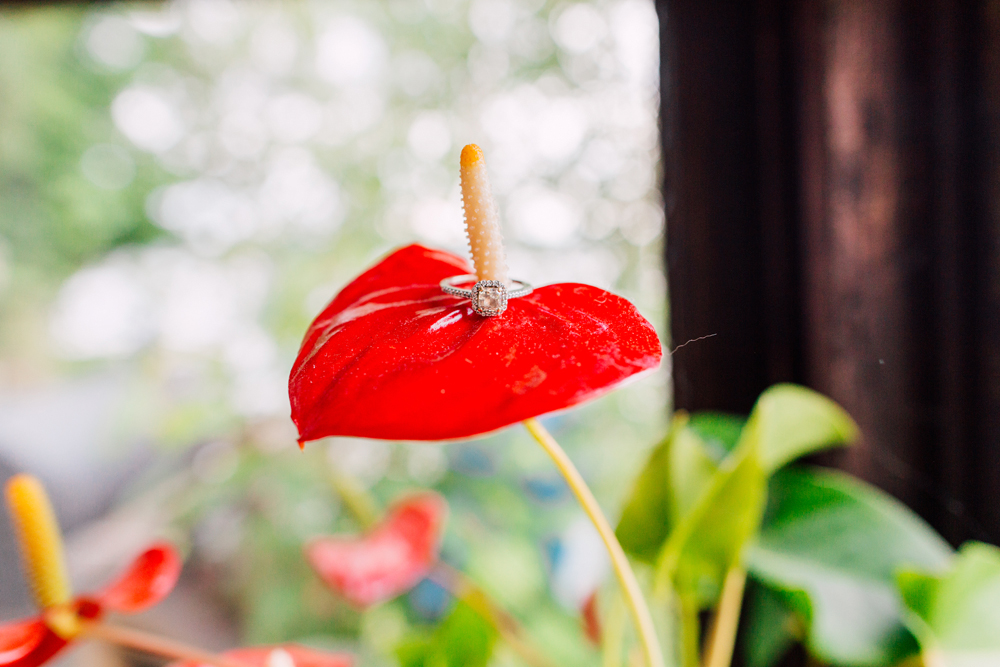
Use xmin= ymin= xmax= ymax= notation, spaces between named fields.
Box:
xmin=169 ymin=645 xmax=353 ymax=667
xmin=289 ymin=244 xmax=662 ymax=442
xmin=0 ymin=542 xmax=181 ymax=667
xmin=306 ymin=493 xmax=446 ymax=607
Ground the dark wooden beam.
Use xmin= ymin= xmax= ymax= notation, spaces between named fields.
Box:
xmin=659 ymin=0 xmax=772 ymax=414
xmin=661 ymin=0 xmax=1000 ymax=546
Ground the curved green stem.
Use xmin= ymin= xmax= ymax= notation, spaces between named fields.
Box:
xmin=524 ymin=418 xmax=665 ymax=667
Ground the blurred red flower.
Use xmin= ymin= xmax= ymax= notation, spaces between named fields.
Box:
xmin=0 ymin=543 xmax=181 ymax=667
xmin=169 ymin=644 xmax=353 ymax=667
xmin=306 ymin=493 xmax=446 ymax=607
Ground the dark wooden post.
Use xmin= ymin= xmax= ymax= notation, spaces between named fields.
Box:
xmin=660 ymin=0 xmax=1000 ymax=546
xmin=660 ymin=2 xmax=774 ymax=414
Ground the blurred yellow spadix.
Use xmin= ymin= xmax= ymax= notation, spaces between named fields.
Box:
xmin=5 ymin=474 xmax=72 ymax=609
xmin=460 ymin=144 xmax=509 ymax=284
xmin=44 ymin=606 xmax=82 ymax=639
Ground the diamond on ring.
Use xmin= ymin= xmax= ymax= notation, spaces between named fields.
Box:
xmin=473 ymin=280 xmax=507 ymax=316
xmin=439 ymin=274 xmax=533 ymax=317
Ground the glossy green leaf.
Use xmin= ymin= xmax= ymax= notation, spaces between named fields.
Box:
xmin=395 ymin=601 xmax=498 ymax=667
xmin=616 ymin=414 xmax=718 ymax=563
xmin=739 ymin=384 xmax=858 ymax=474
xmin=898 ymin=541 xmax=1000 ymax=665
xmin=747 ymin=467 xmax=952 ymax=667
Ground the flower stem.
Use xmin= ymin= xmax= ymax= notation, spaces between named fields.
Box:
xmin=602 ymin=595 xmax=627 ymax=667
xmin=83 ymin=622 xmax=247 ymax=667
xmin=701 ymin=567 xmax=746 ymax=667
xmin=678 ymin=593 xmax=700 ymax=667
xmin=328 ymin=470 xmax=380 ymax=530
xmin=523 ymin=418 xmax=664 ymax=667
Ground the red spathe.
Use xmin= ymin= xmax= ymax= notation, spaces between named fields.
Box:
xmin=290 ymin=244 xmax=662 ymax=442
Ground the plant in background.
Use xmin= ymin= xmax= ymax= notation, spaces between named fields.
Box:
xmin=306 ymin=493 xmax=447 ymax=608
xmin=0 ymin=474 xmax=353 ymax=667
xmin=617 ymin=385 xmax=863 ymax=667
xmin=1 ymin=474 xmax=181 ymax=667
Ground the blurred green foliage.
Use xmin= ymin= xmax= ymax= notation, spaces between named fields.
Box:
xmin=748 ymin=468 xmax=952 ymax=667
xmin=898 ymin=542 xmax=1000 ymax=664
xmin=396 ymin=601 xmax=498 ymax=667
xmin=0 ymin=9 xmax=163 ymax=280
xmin=617 ymin=384 xmax=1000 ymax=667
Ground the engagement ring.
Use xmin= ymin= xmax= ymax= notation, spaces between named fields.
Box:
xmin=440 ymin=275 xmax=533 ymax=317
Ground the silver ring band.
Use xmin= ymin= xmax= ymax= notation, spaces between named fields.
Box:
xmin=439 ymin=275 xmax=532 ymax=299
xmin=440 ymin=274 xmax=533 ymax=317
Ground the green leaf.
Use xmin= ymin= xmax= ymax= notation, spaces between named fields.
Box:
xmin=898 ymin=541 xmax=1000 ymax=665
xmin=687 ymin=411 xmax=746 ymax=459
xmin=395 ymin=601 xmax=498 ymax=667
xmin=668 ymin=420 xmax=724 ymax=523
xmin=655 ymin=447 xmax=768 ymax=604
xmin=615 ymin=429 xmax=672 ymax=563
xmin=752 ymin=550 xmax=917 ymax=667
xmin=743 ymin=581 xmax=797 ymax=667
xmin=628 ymin=385 xmax=858 ymax=611
xmin=739 ymin=384 xmax=858 ymax=473
xmin=616 ymin=414 xmax=719 ymax=563
xmin=747 ymin=467 xmax=953 ymax=667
